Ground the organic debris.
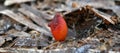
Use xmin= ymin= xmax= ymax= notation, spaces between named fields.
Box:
xmin=0 ymin=0 xmax=120 ymax=53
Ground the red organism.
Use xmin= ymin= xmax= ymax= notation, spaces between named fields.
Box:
xmin=48 ymin=13 xmax=68 ymax=41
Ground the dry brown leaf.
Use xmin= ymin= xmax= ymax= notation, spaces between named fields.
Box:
xmin=87 ymin=6 xmax=115 ymax=24
xmin=66 ymin=0 xmax=115 ymax=8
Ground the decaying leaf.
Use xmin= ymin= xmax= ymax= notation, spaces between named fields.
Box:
xmin=20 ymin=4 xmax=53 ymax=20
xmin=14 ymin=37 xmax=37 ymax=47
xmin=4 ymin=0 xmax=35 ymax=6
xmin=88 ymin=49 xmax=101 ymax=53
xmin=18 ymin=8 xmax=48 ymax=29
xmin=13 ymin=23 xmax=26 ymax=31
xmin=0 ymin=36 xmax=5 ymax=46
xmin=0 ymin=17 xmax=12 ymax=34
xmin=0 ymin=47 xmax=76 ymax=53
xmin=75 ymin=44 xmax=93 ymax=53
xmin=111 ymin=6 xmax=120 ymax=22
xmin=66 ymin=0 xmax=115 ymax=8
xmin=12 ymin=31 xmax=31 ymax=37
xmin=87 ymin=6 xmax=116 ymax=24
xmin=98 ymin=43 xmax=107 ymax=51
xmin=0 ymin=10 xmax=51 ymax=36
xmin=64 ymin=8 xmax=97 ymax=38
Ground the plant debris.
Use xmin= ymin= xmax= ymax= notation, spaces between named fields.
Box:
xmin=0 ymin=0 xmax=120 ymax=53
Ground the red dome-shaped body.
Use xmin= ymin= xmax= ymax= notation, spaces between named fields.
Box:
xmin=48 ymin=13 xmax=68 ymax=41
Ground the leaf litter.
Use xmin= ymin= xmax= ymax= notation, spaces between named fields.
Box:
xmin=0 ymin=0 xmax=120 ymax=53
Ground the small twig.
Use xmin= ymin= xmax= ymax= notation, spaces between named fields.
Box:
xmin=72 ymin=23 xmax=77 ymax=38
xmin=43 ymin=41 xmax=60 ymax=50
xmin=7 ymin=38 xmax=18 ymax=48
